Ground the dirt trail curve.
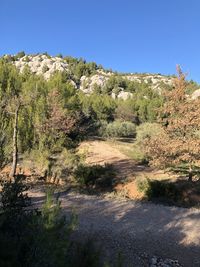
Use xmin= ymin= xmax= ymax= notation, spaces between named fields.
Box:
xmin=31 ymin=141 xmax=200 ymax=266
xmin=76 ymin=141 xmax=200 ymax=266
xmin=79 ymin=140 xmax=142 ymax=180
xmin=79 ymin=140 xmax=171 ymax=182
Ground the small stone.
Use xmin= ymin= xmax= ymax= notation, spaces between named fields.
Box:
xmin=150 ymin=256 xmax=158 ymax=265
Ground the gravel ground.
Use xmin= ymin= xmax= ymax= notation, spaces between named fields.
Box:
xmin=50 ymin=192 xmax=200 ymax=267
xmin=29 ymin=141 xmax=200 ymax=266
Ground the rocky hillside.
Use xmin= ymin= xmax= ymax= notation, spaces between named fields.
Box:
xmin=2 ymin=53 xmax=181 ymax=99
xmin=13 ymin=54 xmax=69 ymax=79
xmin=80 ymin=70 xmax=173 ymax=95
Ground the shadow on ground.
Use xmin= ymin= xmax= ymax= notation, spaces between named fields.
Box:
xmin=32 ymin=191 xmax=200 ymax=267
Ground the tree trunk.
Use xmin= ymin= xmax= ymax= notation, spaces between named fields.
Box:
xmin=10 ymin=105 xmax=20 ymax=178
xmin=188 ymin=165 xmax=193 ymax=182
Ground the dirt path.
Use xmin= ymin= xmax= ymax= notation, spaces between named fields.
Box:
xmin=32 ymin=190 xmax=200 ymax=266
xmin=30 ymin=140 xmax=200 ymax=266
xmin=63 ymin=193 xmax=200 ymax=267
xmin=79 ymin=140 xmax=170 ymax=180
xmin=79 ymin=140 xmax=172 ymax=198
xmin=79 ymin=140 xmax=141 ymax=179
xmin=80 ymin=140 xmax=130 ymax=165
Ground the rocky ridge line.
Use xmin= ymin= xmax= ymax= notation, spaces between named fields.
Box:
xmin=4 ymin=54 xmax=176 ymax=99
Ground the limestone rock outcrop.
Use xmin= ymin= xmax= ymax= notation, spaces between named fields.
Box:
xmin=6 ymin=53 xmax=175 ymax=97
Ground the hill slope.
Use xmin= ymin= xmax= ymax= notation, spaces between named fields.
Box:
xmin=3 ymin=52 xmax=175 ymax=99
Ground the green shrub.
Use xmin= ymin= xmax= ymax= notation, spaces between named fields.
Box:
xmin=56 ymin=53 xmax=63 ymax=58
xmin=136 ymin=178 xmax=149 ymax=193
xmin=0 ymin=175 xmax=31 ymax=235
xmin=103 ymin=121 xmax=136 ymax=138
xmin=48 ymin=149 xmax=81 ymax=180
xmin=23 ymin=56 xmax=30 ymax=62
xmin=24 ymin=149 xmax=50 ymax=175
xmin=98 ymin=120 xmax=108 ymax=136
xmin=137 ymin=178 xmax=180 ymax=204
xmin=0 ymin=178 xmax=102 ymax=267
xmin=0 ymin=175 xmax=123 ymax=266
xmin=0 ymin=175 xmax=34 ymax=266
xmin=26 ymin=189 xmax=77 ymax=267
xmin=74 ymin=164 xmax=115 ymax=188
xmin=69 ymin=238 xmax=101 ymax=267
xmin=14 ymin=51 xmax=25 ymax=60
xmin=124 ymin=144 xmax=148 ymax=164
xmin=135 ymin=122 xmax=164 ymax=144
xmin=132 ymin=123 xmax=164 ymax=163
xmin=24 ymin=148 xmax=81 ymax=182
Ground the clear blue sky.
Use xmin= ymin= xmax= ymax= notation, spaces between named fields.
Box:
xmin=1 ymin=0 xmax=200 ymax=81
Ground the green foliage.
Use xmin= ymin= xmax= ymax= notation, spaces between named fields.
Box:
xmin=0 ymin=176 xmax=120 ymax=266
xmin=26 ymin=189 xmax=77 ymax=267
xmin=47 ymin=148 xmax=81 ymax=180
xmin=137 ymin=178 xmax=180 ymax=203
xmin=97 ymin=120 xmax=108 ymax=136
xmin=24 ymin=148 xmax=51 ymax=174
xmin=0 ymin=61 xmax=94 ymax=176
xmin=3 ymin=54 xmax=15 ymax=63
xmin=114 ymin=84 xmax=163 ymax=124
xmin=74 ymin=163 xmax=115 ymax=188
xmin=0 ymin=105 xmax=10 ymax=168
xmin=0 ymin=175 xmax=31 ymax=234
xmin=133 ymin=96 xmax=162 ymax=123
xmin=14 ymin=51 xmax=25 ymax=60
xmin=0 ymin=59 xmax=22 ymax=98
xmin=24 ymin=147 xmax=81 ymax=183
xmin=70 ymin=238 xmax=101 ymax=267
xmin=0 ymin=58 xmax=165 ymax=172
xmin=124 ymin=144 xmax=147 ymax=164
xmin=136 ymin=178 xmax=149 ymax=193
xmin=135 ymin=123 xmax=164 ymax=144
xmin=129 ymin=123 xmax=164 ymax=164
xmin=102 ymin=76 xmax=149 ymax=95
xmin=80 ymin=93 xmax=117 ymax=122
xmin=0 ymin=175 xmax=33 ymax=266
xmin=66 ymin=57 xmax=98 ymax=83
xmin=114 ymin=99 xmax=138 ymax=123
xmin=102 ymin=76 xmax=125 ymax=94
xmin=23 ymin=56 xmax=30 ymax=62
xmin=102 ymin=120 xmax=136 ymax=138
xmin=56 ymin=53 xmax=63 ymax=58
xmin=186 ymin=80 xmax=200 ymax=94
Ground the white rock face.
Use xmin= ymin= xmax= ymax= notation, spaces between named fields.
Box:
xmin=123 ymin=74 xmax=173 ymax=86
xmin=13 ymin=55 xmax=69 ymax=79
xmin=9 ymin=54 xmax=174 ymax=95
xmin=117 ymin=91 xmax=133 ymax=100
xmin=79 ymin=72 xmax=173 ymax=95
xmin=79 ymin=74 xmax=109 ymax=93
xmin=111 ymin=92 xmax=116 ymax=99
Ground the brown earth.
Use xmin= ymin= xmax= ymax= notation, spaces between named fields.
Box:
xmin=79 ymin=140 xmax=174 ymax=199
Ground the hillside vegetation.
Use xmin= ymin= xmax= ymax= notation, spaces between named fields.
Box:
xmin=1 ymin=53 xmax=200 ymax=182
xmin=0 ymin=52 xmax=171 ymax=177
xmin=1 ymin=52 xmax=200 ymax=266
